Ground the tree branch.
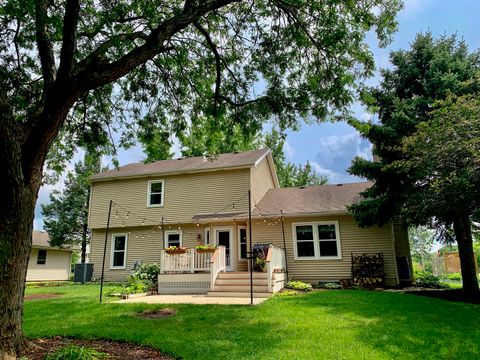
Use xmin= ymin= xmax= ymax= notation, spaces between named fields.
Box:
xmin=76 ymin=0 xmax=240 ymax=90
xmin=194 ymin=20 xmax=222 ymax=110
xmin=57 ymin=0 xmax=80 ymax=79
xmin=34 ymin=0 xmax=56 ymax=89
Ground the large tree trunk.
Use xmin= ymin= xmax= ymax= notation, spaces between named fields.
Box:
xmin=0 ymin=83 xmax=77 ymax=358
xmin=453 ymin=215 xmax=480 ymax=303
xmin=0 ymin=111 xmax=43 ymax=358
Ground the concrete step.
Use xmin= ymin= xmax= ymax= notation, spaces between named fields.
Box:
xmin=214 ymin=284 xmax=270 ymax=292
xmin=215 ymin=278 xmax=269 ymax=286
xmin=217 ymin=272 xmax=268 ymax=279
xmin=207 ymin=291 xmax=272 ymax=298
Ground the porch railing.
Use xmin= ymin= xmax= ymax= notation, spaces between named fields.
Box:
xmin=210 ymin=246 xmax=226 ymax=291
xmin=160 ymin=248 xmax=214 ymax=273
xmin=265 ymin=244 xmax=286 ymax=290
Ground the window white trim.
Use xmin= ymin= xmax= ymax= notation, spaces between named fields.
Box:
xmin=238 ymin=226 xmax=247 ymax=261
xmin=147 ymin=179 xmax=165 ymax=207
xmin=292 ymin=221 xmax=342 ymax=260
xmin=204 ymin=228 xmax=210 ymax=245
xmin=164 ymin=230 xmax=183 ymax=248
xmin=110 ymin=233 xmax=128 ymax=269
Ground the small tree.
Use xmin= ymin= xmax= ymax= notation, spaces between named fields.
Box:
xmin=42 ymin=152 xmax=102 ymax=263
xmin=409 ymin=226 xmax=435 ymax=271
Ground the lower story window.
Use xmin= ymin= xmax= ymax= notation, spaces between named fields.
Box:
xmin=165 ymin=231 xmax=182 ymax=248
xmin=111 ymin=234 xmax=127 ymax=269
xmin=293 ymin=222 xmax=341 ymax=259
xmin=37 ymin=249 xmax=47 ymax=265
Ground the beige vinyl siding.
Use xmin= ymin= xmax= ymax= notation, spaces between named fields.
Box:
xmin=251 ymin=215 xmax=399 ymax=285
xmin=89 ymin=168 xmax=250 ymax=229
xmin=250 ymin=157 xmax=275 ymax=205
xmin=26 ymin=248 xmax=72 ymax=281
xmin=91 ymin=224 xmax=205 ymax=281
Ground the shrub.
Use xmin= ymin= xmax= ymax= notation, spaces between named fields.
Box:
xmin=285 ymin=280 xmax=312 ymax=292
xmin=275 ymin=290 xmax=300 ymax=297
xmin=321 ymin=282 xmax=342 ymax=289
xmin=414 ymin=270 xmax=448 ymax=289
xmin=445 ymin=273 xmax=462 ymax=282
xmin=132 ymin=263 xmax=160 ymax=288
xmin=44 ymin=345 xmax=108 ymax=360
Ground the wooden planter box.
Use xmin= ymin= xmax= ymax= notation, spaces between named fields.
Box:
xmin=196 ymin=248 xmax=217 ymax=253
xmin=165 ymin=248 xmax=187 ymax=255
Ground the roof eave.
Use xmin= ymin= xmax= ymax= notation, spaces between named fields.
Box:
xmin=90 ymin=164 xmax=254 ymax=183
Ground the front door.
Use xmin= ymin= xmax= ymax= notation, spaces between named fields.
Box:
xmin=215 ymin=228 xmax=233 ymax=271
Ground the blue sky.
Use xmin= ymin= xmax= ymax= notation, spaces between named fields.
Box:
xmin=33 ymin=0 xmax=480 ymax=230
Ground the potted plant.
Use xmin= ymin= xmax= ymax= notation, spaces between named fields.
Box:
xmin=195 ymin=245 xmax=217 ymax=253
xmin=165 ymin=246 xmax=187 ymax=255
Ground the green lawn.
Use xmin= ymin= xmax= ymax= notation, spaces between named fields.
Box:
xmin=24 ymin=285 xmax=480 ymax=360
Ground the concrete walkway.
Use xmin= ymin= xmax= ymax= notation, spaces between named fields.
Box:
xmin=117 ymin=294 xmax=268 ymax=305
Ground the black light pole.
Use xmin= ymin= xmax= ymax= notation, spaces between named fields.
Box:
xmin=280 ymin=209 xmax=289 ymax=279
xmin=100 ymin=199 xmax=113 ymax=304
xmin=248 ymin=190 xmax=253 ymax=305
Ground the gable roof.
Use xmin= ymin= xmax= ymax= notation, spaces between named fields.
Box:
xmin=32 ymin=230 xmax=77 ymax=251
xmin=91 ymin=149 xmax=271 ymax=181
xmin=32 ymin=230 xmax=51 ymax=248
xmin=254 ymin=182 xmax=372 ymax=216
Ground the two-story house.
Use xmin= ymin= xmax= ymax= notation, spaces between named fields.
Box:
xmin=88 ymin=149 xmax=412 ymax=297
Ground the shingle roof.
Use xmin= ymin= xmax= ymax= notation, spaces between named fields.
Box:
xmin=91 ymin=149 xmax=270 ymax=181
xmin=32 ymin=230 xmax=77 ymax=250
xmin=32 ymin=230 xmax=52 ymax=248
xmin=254 ymin=182 xmax=372 ymax=216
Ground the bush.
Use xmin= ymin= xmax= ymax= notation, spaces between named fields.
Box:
xmin=415 ymin=270 xmax=448 ymax=289
xmin=285 ymin=280 xmax=312 ymax=292
xmin=445 ymin=273 xmax=462 ymax=282
xmin=275 ymin=290 xmax=300 ymax=297
xmin=44 ymin=345 xmax=108 ymax=360
xmin=321 ymin=282 xmax=342 ymax=289
xmin=132 ymin=263 xmax=160 ymax=289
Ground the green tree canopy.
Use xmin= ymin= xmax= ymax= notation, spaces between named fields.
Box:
xmin=0 ymin=0 xmax=402 ymax=356
xmin=348 ymin=33 xmax=480 ymax=301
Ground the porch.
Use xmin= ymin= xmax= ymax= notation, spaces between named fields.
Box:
xmin=158 ymin=244 xmax=287 ymax=296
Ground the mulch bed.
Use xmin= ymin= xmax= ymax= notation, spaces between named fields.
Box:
xmin=137 ymin=308 xmax=176 ymax=319
xmin=24 ymin=293 xmax=63 ymax=301
xmin=21 ymin=338 xmax=176 ymax=360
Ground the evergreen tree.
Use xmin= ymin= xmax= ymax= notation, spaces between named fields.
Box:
xmin=348 ymin=34 xmax=480 ymax=301
xmin=42 ymin=152 xmax=102 ymax=263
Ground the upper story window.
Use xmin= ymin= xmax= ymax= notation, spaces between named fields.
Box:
xmin=147 ymin=180 xmax=164 ymax=207
xmin=293 ymin=221 xmax=341 ymax=260
xmin=37 ymin=249 xmax=47 ymax=265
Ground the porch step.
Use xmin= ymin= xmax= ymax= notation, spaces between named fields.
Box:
xmin=217 ymin=272 xmax=268 ymax=280
xmin=215 ymin=278 xmax=269 ymax=286
xmin=207 ymin=291 xmax=272 ymax=298
xmin=214 ymin=284 xmax=270 ymax=292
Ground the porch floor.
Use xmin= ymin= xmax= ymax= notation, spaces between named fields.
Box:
xmin=117 ymin=294 xmax=268 ymax=305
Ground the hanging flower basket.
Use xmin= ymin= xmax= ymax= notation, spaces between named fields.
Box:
xmin=195 ymin=245 xmax=217 ymax=253
xmin=165 ymin=246 xmax=187 ymax=255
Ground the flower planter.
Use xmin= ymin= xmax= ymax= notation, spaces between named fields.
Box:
xmin=165 ymin=248 xmax=187 ymax=255
xmin=196 ymin=248 xmax=217 ymax=253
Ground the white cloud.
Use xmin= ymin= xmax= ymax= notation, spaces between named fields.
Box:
xmin=311 ymin=132 xmax=372 ymax=184
xmin=283 ymin=140 xmax=295 ymax=160
xmin=401 ymin=0 xmax=433 ymax=18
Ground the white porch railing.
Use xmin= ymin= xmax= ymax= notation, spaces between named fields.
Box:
xmin=265 ymin=244 xmax=286 ymax=290
xmin=210 ymin=246 xmax=226 ymax=291
xmin=160 ymin=248 xmax=214 ymax=273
